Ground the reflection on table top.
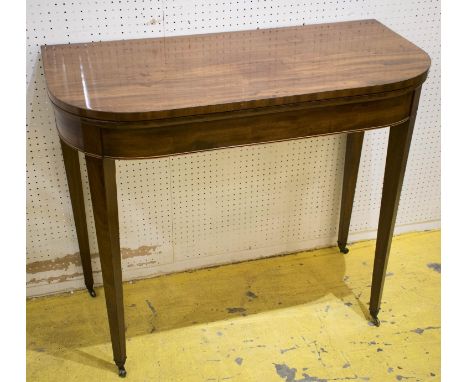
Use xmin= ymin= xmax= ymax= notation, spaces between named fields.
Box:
xmin=41 ymin=19 xmax=430 ymax=121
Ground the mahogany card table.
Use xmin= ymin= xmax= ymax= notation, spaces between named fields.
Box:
xmin=41 ymin=19 xmax=430 ymax=376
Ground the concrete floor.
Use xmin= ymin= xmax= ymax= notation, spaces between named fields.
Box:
xmin=27 ymin=231 xmax=440 ymax=381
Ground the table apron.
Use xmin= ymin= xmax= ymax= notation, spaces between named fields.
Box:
xmin=55 ymin=90 xmax=413 ymax=159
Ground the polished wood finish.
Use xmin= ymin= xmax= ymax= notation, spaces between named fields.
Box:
xmin=337 ymin=132 xmax=365 ymax=254
xmin=369 ymin=86 xmax=422 ymax=326
xmin=41 ymin=19 xmax=430 ymax=122
xmin=85 ymin=157 xmax=127 ymax=376
xmin=60 ymin=139 xmax=95 ymax=296
xmin=54 ymin=88 xmax=413 ymax=160
xmin=42 ymin=20 xmax=430 ymax=375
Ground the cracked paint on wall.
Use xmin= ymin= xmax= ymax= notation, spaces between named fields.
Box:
xmin=26 ymin=245 xmax=161 ymax=285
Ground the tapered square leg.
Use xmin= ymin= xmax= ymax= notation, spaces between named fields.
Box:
xmin=369 ymin=87 xmax=422 ymax=326
xmin=85 ymin=156 xmax=127 ymax=377
xmin=60 ymin=139 xmax=95 ymax=297
xmin=337 ymin=131 xmax=364 ymax=254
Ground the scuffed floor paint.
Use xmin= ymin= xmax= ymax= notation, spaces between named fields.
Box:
xmin=426 ymin=263 xmax=441 ymax=273
xmin=26 ymin=231 xmax=440 ymax=381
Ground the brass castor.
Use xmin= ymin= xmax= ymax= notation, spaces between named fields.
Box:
xmin=87 ymin=288 xmax=97 ymax=297
xmin=338 ymin=242 xmax=349 ymax=254
xmin=118 ymin=366 xmax=127 ymax=378
xmin=370 ymin=313 xmax=380 ymax=327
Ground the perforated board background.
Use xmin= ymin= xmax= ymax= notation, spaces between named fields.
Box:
xmin=26 ymin=0 xmax=440 ymax=297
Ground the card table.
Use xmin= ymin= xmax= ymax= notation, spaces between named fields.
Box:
xmin=42 ymin=19 xmax=430 ymax=376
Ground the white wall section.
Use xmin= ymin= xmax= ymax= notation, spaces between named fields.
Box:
xmin=26 ymin=0 xmax=440 ymax=296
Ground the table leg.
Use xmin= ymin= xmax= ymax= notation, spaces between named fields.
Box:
xmin=60 ymin=139 xmax=96 ymax=297
xmin=369 ymin=87 xmax=422 ymax=326
xmin=85 ymin=156 xmax=127 ymax=377
xmin=337 ymin=131 xmax=364 ymax=254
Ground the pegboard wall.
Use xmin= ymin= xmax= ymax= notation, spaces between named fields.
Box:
xmin=26 ymin=0 xmax=440 ymax=296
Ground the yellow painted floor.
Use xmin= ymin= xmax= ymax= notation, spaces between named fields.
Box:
xmin=27 ymin=231 xmax=440 ymax=382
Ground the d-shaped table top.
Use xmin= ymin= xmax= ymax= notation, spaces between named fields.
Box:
xmin=41 ymin=19 xmax=430 ymax=122
xmin=43 ymin=19 xmax=430 ymax=376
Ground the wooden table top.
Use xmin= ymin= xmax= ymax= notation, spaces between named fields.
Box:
xmin=42 ymin=19 xmax=430 ymax=122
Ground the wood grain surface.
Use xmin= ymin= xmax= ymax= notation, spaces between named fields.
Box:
xmin=42 ymin=19 xmax=430 ymax=121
